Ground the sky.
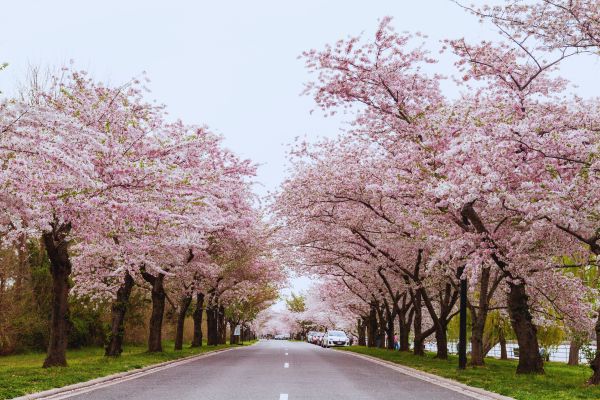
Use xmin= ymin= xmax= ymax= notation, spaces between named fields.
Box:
xmin=2 ymin=0 xmax=599 ymax=300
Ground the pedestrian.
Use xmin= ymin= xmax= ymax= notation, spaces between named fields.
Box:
xmin=394 ymin=334 xmax=399 ymax=351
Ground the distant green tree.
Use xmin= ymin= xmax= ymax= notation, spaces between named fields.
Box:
xmin=286 ymin=292 xmax=306 ymax=313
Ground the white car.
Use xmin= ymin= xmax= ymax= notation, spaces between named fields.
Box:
xmin=321 ymin=330 xmax=350 ymax=348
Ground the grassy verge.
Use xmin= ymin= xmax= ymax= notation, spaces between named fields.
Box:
xmin=0 ymin=340 xmax=255 ymax=399
xmin=337 ymin=346 xmax=600 ymax=400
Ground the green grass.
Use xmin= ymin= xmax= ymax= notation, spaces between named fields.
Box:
xmin=0 ymin=341 xmax=255 ymax=399
xmin=337 ymin=346 xmax=600 ymax=400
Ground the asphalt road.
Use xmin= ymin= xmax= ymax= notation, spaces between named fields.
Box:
xmin=59 ymin=340 xmax=475 ymax=400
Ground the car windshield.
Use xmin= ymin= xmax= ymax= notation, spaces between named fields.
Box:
xmin=328 ymin=331 xmax=346 ymax=336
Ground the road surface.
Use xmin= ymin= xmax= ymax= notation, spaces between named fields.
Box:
xmin=59 ymin=340 xmax=475 ymax=400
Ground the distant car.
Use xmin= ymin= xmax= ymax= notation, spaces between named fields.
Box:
xmin=312 ymin=332 xmax=324 ymax=345
xmin=307 ymin=331 xmax=318 ymax=343
xmin=321 ymin=330 xmax=350 ymax=348
xmin=274 ymin=334 xmax=290 ymax=340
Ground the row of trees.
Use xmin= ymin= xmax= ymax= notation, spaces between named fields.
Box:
xmin=273 ymin=0 xmax=600 ymax=385
xmin=0 ymin=67 xmax=283 ymax=367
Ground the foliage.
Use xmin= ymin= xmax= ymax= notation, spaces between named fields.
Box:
xmin=285 ymin=293 xmax=306 ymax=313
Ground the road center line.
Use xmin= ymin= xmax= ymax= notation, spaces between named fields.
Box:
xmin=284 ymin=362 xmax=289 ymax=368
xmin=285 ymin=352 xmax=288 ymax=355
xmin=279 ymin=394 xmax=288 ymax=400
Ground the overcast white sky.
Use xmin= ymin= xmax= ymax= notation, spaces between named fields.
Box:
xmin=2 ymin=0 xmax=599 ymax=300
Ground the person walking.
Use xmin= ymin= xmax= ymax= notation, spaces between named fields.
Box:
xmin=394 ymin=334 xmax=399 ymax=351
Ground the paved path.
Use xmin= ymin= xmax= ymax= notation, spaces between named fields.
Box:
xmin=58 ymin=341 xmax=475 ymax=400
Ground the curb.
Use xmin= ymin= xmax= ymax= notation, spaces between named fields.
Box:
xmin=337 ymin=350 xmax=514 ymax=400
xmin=12 ymin=346 xmax=248 ymax=400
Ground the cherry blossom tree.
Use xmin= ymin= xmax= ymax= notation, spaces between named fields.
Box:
xmin=285 ymin=13 xmax=597 ymax=377
xmin=0 ymin=66 xmax=274 ymax=364
xmin=449 ymin=0 xmax=600 ymax=379
xmin=0 ymin=68 xmax=174 ymax=366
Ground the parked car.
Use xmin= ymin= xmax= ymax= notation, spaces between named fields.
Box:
xmin=307 ymin=331 xmax=318 ymax=343
xmin=313 ymin=332 xmax=324 ymax=345
xmin=274 ymin=334 xmax=290 ymax=340
xmin=321 ymin=330 xmax=350 ymax=348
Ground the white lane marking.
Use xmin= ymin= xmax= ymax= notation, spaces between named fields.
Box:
xmin=284 ymin=362 xmax=289 ymax=368
xmin=279 ymin=394 xmax=288 ymax=400
xmin=285 ymin=352 xmax=288 ymax=355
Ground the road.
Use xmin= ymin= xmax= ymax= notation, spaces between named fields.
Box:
xmin=58 ymin=340 xmax=475 ymax=400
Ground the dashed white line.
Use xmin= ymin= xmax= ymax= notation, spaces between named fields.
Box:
xmin=285 ymin=352 xmax=288 ymax=355
xmin=279 ymin=394 xmax=288 ymax=400
xmin=284 ymin=362 xmax=289 ymax=368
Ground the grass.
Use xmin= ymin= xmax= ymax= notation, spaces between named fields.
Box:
xmin=0 ymin=340 xmax=255 ymax=400
xmin=337 ymin=346 xmax=600 ymax=400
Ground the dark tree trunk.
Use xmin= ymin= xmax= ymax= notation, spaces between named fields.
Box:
xmin=376 ymin=306 xmax=387 ymax=349
xmin=385 ymin=320 xmax=395 ymax=350
xmin=229 ymin=321 xmax=239 ymax=345
xmin=434 ymin=324 xmax=449 ymax=360
xmin=42 ymin=224 xmax=72 ymax=368
xmin=507 ymin=282 xmax=544 ymax=374
xmin=385 ymin=314 xmax=395 ymax=350
xmin=398 ymin=306 xmax=413 ymax=352
xmin=357 ymin=318 xmax=366 ymax=346
xmin=141 ymin=271 xmax=166 ymax=353
xmin=471 ymin=322 xmax=485 ymax=366
xmin=367 ymin=304 xmax=377 ymax=347
xmin=499 ymin=329 xmax=508 ymax=360
xmin=399 ymin=319 xmax=410 ymax=352
xmin=191 ymin=293 xmax=204 ymax=347
xmin=470 ymin=267 xmax=491 ymax=366
xmin=588 ymin=312 xmax=600 ymax=385
xmin=413 ymin=291 xmax=425 ymax=356
xmin=174 ymin=295 xmax=192 ymax=350
xmin=218 ymin=306 xmax=227 ymax=344
xmin=105 ymin=272 xmax=134 ymax=357
xmin=206 ymin=304 xmax=218 ymax=346
xmin=568 ymin=340 xmax=581 ymax=366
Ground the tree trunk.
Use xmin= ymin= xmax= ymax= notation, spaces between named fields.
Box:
xmin=470 ymin=267 xmax=491 ymax=366
xmin=413 ymin=291 xmax=424 ymax=356
xmin=471 ymin=318 xmax=485 ymax=366
xmin=568 ymin=340 xmax=581 ymax=366
xmin=398 ymin=307 xmax=413 ymax=352
xmin=399 ymin=320 xmax=410 ymax=352
xmin=218 ymin=306 xmax=227 ymax=344
xmin=141 ymin=272 xmax=166 ymax=353
xmin=367 ymin=304 xmax=377 ymax=347
xmin=376 ymin=307 xmax=387 ymax=349
xmin=434 ymin=324 xmax=449 ymax=359
xmin=229 ymin=321 xmax=239 ymax=345
xmin=105 ymin=272 xmax=134 ymax=357
xmin=174 ymin=295 xmax=192 ymax=351
xmin=385 ymin=312 xmax=395 ymax=350
xmin=206 ymin=304 xmax=218 ymax=346
xmin=42 ymin=224 xmax=72 ymax=368
xmin=357 ymin=318 xmax=366 ymax=346
xmin=499 ymin=329 xmax=508 ymax=360
xmin=191 ymin=293 xmax=204 ymax=347
xmin=588 ymin=312 xmax=600 ymax=385
xmin=507 ymin=282 xmax=544 ymax=374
